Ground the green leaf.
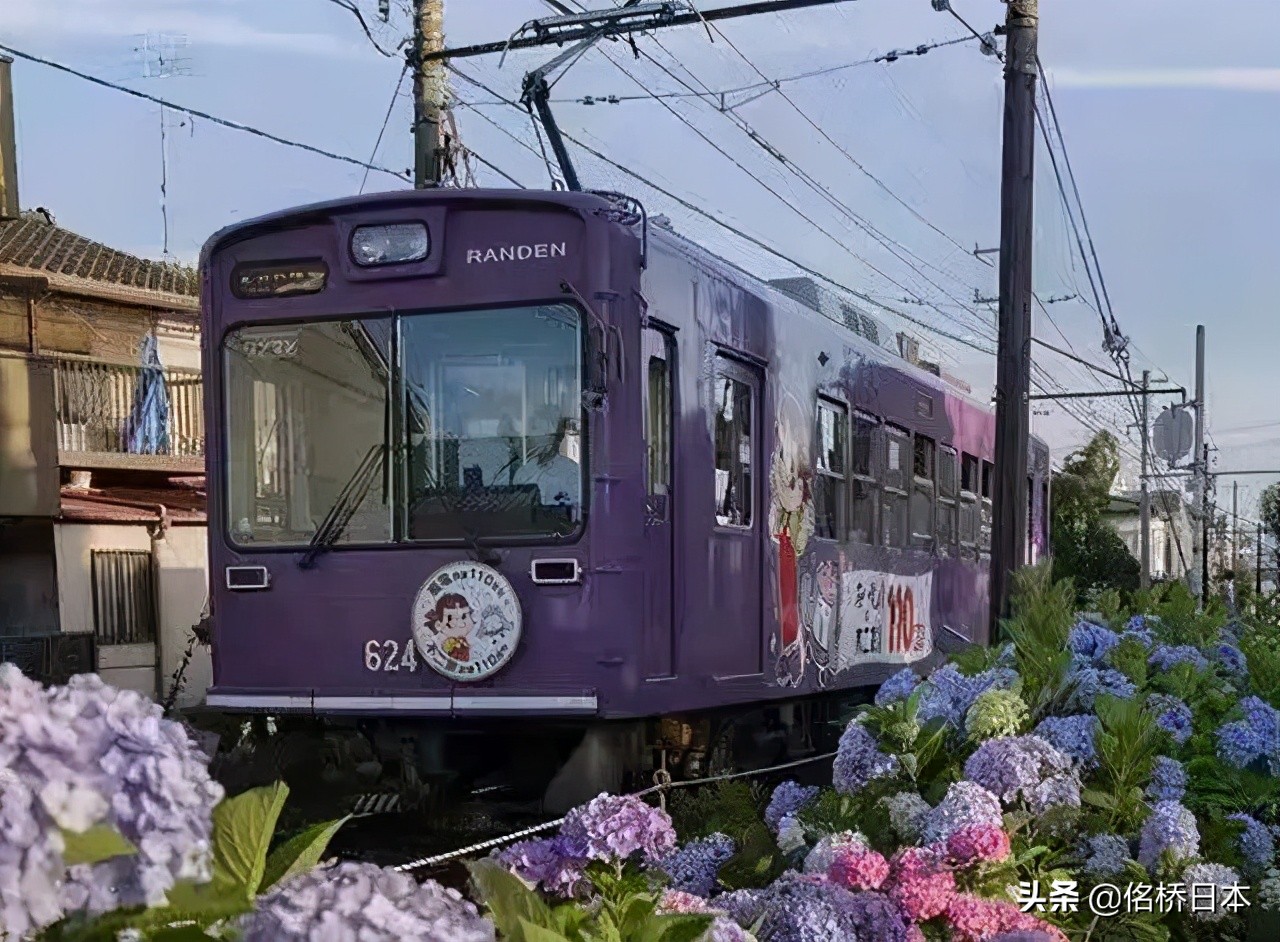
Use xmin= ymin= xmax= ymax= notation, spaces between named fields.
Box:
xmin=1081 ymin=788 xmax=1117 ymax=810
xmin=517 ymin=918 xmax=575 ymax=942
xmin=638 ymin=914 xmax=715 ymax=942
xmin=209 ymin=781 xmax=290 ymax=900
xmin=260 ymin=815 xmax=350 ymax=891
xmin=61 ymin=824 xmax=137 ymax=866
xmin=469 ymin=859 xmax=556 ymax=941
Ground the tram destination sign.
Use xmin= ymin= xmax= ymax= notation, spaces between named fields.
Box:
xmin=231 ymin=259 xmax=328 ymax=299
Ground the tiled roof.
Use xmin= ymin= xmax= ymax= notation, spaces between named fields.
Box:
xmin=59 ymin=478 xmax=207 ymax=525
xmin=0 ymin=212 xmax=198 ymax=297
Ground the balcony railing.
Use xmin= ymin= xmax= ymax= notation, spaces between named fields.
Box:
xmin=53 ymin=358 xmax=204 ymax=471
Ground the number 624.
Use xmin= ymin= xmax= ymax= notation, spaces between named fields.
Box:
xmin=363 ymin=639 xmax=419 ymax=672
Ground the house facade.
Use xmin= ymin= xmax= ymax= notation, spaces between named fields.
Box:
xmin=1101 ymin=488 xmax=1195 ymax=585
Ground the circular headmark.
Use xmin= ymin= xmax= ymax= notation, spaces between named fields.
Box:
xmin=412 ymin=562 xmax=523 ymax=682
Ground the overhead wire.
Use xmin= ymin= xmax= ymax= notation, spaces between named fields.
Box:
xmin=360 ymin=62 xmax=411 ymax=194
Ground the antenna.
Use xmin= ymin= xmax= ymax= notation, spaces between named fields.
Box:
xmin=133 ymin=33 xmax=191 ymax=261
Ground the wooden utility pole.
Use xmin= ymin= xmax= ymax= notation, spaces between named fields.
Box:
xmin=412 ymin=0 xmax=445 ymax=187
xmin=0 ymin=55 xmax=19 ymax=220
xmin=989 ymin=0 xmax=1039 ymax=629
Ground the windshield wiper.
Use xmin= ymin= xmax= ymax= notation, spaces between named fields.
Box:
xmin=463 ymin=526 xmax=502 ymax=567
xmin=299 ymin=443 xmax=386 ymax=569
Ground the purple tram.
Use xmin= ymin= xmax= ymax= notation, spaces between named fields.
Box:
xmin=200 ymin=188 xmax=1050 ymax=805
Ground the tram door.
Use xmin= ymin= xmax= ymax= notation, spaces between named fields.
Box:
xmin=706 ymin=355 xmax=764 ymax=677
xmin=642 ymin=326 xmax=675 ymax=678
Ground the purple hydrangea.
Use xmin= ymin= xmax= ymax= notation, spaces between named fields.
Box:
xmin=1068 ymin=621 xmax=1121 ymax=664
xmin=1145 ymin=757 xmax=1187 ymax=803
xmin=493 ymin=836 xmax=585 ymax=897
xmin=920 ymin=781 xmax=1003 ymax=844
xmin=916 ymin=665 xmax=1017 ymax=731
xmin=1123 ymin=615 xmax=1158 ymax=648
xmin=1082 ymin=834 xmax=1132 ymax=877
xmin=559 ymin=793 xmax=676 ymax=863
xmin=655 ymin=833 xmax=736 ymax=897
xmin=989 ymin=933 xmax=1064 ymax=942
xmin=740 ymin=874 xmax=913 ymax=942
xmin=703 ymin=916 xmax=756 ymax=942
xmin=1182 ymin=862 xmax=1244 ymax=922
xmin=963 ymin=736 xmax=1074 ymax=807
xmin=832 ymin=722 xmax=899 ymax=796
xmin=802 ymin=831 xmax=869 ymax=874
xmin=1027 ymin=773 xmax=1082 ymax=816
xmin=1227 ymin=813 xmax=1276 ymax=874
xmin=1216 ymin=696 xmax=1280 ymax=774
xmin=1137 ymin=801 xmax=1200 ymax=871
xmin=1148 ymin=645 xmax=1209 ymax=673
xmin=0 ymin=666 xmax=223 ymax=936
xmin=240 ymin=862 xmax=495 ymax=941
xmin=1147 ymin=694 xmax=1194 ymax=746
xmin=1033 ymin=715 xmax=1097 ymax=768
xmin=1063 ymin=666 xmax=1137 ymax=711
xmin=765 ymin=781 xmax=819 ymax=833
xmin=716 ymin=888 xmax=769 ymax=926
xmin=1215 ymin=644 xmax=1248 ymax=677
xmin=874 ymin=668 xmax=920 ymax=707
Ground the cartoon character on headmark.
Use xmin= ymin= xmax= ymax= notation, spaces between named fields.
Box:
xmin=424 ymin=593 xmax=474 ymax=662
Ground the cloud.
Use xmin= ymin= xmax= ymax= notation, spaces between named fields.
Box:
xmin=1048 ymin=67 xmax=1280 ymax=93
xmin=3 ymin=0 xmax=370 ymax=60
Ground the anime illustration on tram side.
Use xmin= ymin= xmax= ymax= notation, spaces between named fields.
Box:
xmin=199 ymin=187 xmax=1050 ymax=791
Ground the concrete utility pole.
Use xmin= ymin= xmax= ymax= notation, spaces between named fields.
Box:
xmin=412 ymin=0 xmax=446 ymax=187
xmin=990 ymin=0 xmax=1039 ymax=629
xmin=1257 ymin=522 xmax=1264 ymax=595
xmin=0 ymin=55 xmax=18 ymax=220
xmin=1140 ymin=369 xmax=1151 ymax=590
xmin=1190 ymin=325 xmax=1206 ymax=603
xmin=1232 ymin=480 xmax=1239 ymax=574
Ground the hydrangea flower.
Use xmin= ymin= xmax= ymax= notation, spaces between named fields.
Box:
xmin=1215 ymin=643 xmax=1248 ymax=676
xmin=494 ymin=835 xmax=585 ymax=897
xmin=1137 ymin=801 xmax=1200 ymax=871
xmin=832 ymin=722 xmax=899 ymax=796
xmin=1027 ymin=773 xmax=1082 ymax=816
xmin=1258 ymin=868 xmax=1280 ymax=912
xmin=655 ymin=833 xmax=736 ymax=897
xmin=945 ymin=824 xmax=1012 ymax=866
xmin=715 ymin=888 xmax=768 ymax=926
xmin=920 ymin=666 xmax=1021 ymax=730
xmin=920 ymin=781 xmax=1003 ymax=844
xmin=239 ymin=862 xmax=495 ymax=942
xmin=1082 ymin=834 xmax=1132 ymax=877
xmin=559 ymin=793 xmax=676 ymax=863
xmin=875 ymin=668 xmax=920 ymax=706
xmin=882 ymin=791 xmax=932 ymax=842
xmin=1120 ymin=617 xmax=1156 ymax=649
xmin=802 ymin=831 xmax=868 ymax=874
xmin=777 ymin=815 xmax=807 ymax=854
xmin=963 ymin=736 xmax=1073 ymax=807
xmin=965 ymin=689 xmax=1029 ymax=741
xmin=738 ymin=874 xmax=878 ymax=942
xmin=0 ymin=666 xmax=223 ymax=936
xmin=1144 ymin=757 xmax=1187 ymax=803
xmin=1147 ymin=694 xmax=1194 ymax=746
xmin=1068 ymin=621 xmax=1120 ymax=664
xmin=886 ymin=846 xmax=956 ymax=921
xmin=701 ymin=917 xmax=756 ymax=942
xmin=827 ymin=847 xmax=890 ymax=891
xmin=1063 ymin=665 xmax=1136 ymax=711
xmin=764 ymin=781 xmax=818 ymax=833
xmin=1148 ymin=644 xmax=1209 ymax=672
xmin=945 ymin=894 xmax=1069 ymax=942
xmin=1181 ymin=862 xmax=1244 ymax=922
xmin=1033 ymin=715 xmax=1097 ymax=768
xmin=1227 ymin=813 xmax=1275 ymax=875
xmin=1216 ymin=696 xmax=1280 ymax=774
xmin=841 ymin=889 xmax=918 ymax=942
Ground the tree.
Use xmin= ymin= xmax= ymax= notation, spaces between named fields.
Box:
xmin=1261 ymin=482 xmax=1280 ymax=573
xmin=1050 ymin=431 xmax=1141 ymax=601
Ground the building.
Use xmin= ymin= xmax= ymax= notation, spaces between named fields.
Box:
xmin=0 ymin=58 xmax=211 ymax=705
xmin=1101 ymin=488 xmax=1195 ymax=585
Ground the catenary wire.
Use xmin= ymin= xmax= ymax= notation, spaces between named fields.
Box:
xmin=360 ymin=61 xmax=411 ymax=194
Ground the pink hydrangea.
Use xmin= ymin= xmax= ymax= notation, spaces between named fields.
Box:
xmin=827 ymin=847 xmax=891 ymax=891
xmin=945 ymin=894 xmax=1070 ymax=942
xmin=945 ymin=824 xmax=1012 ymax=867
xmin=657 ymin=889 xmax=714 ymax=914
xmin=887 ymin=846 xmax=956 ymax=921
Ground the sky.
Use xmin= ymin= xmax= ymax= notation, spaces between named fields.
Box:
xmin=5 ymin=0 xmax=1279 ymax=521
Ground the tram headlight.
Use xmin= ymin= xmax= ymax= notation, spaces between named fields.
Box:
xmin=350 ymin=223 xmax=430 ymax=266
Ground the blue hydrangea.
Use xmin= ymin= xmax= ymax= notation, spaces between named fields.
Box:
xmin=874 ymin=668 xmax=919 ymax=707
xmin=1227 ymin=814 xmax=1276 ymax=874
xmin=1124 ymin=615 xmax=1159 ymax=647
xmin=742 ymin=875 xmax=914 ymax=942
xmin=1027 ymin=773 xmax=1082 ymax=815
xmin=1215 ymin=643 xmax=1248 ymax=677
xmin=654 ymin=833 xmax=736 ymax=897
xmin=1137 ymin=801 xmax=1200 ymax=871
xmin=1147 ymin=694 xmax=1193 ymax=746
xmin=764 ymin=781 xmax=819 ymax=833
xmin=1064 ymin=666 xmax=1136 ymax=711
xmin=1145 ymin=757 xmax=1187 ymax=803
xmin=1083 ymin=834 xmax=1132 ymax=877
xmin=964 ymin=735 xmax=1074 ymax=807
xmin=919 ymin=781 xmax=1003 ymax=844
xmin=916 ymin=664 xmax=1017 ymax=731
xmin=1034 ymin=715 xmax=1097 ymax=767
xmin=832 ymin=722 xmax=899 ymax=796
xmin=1182 ymin=862 xmax=1244 ymax=923
xmin=1148 ymin=645 xmax=1209 ymax=673
xmin=1068 ymin=621 xmax=1121 ymax=664
xmin=1217 ymin=696 xmax=1280 ymax=774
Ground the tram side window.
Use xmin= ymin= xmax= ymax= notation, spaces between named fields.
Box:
xmin=813 ymin=398 xmax=847 ymax=540
xmin=849 ymin=411 xmax=879 ymax=544
xmin=911 ymin=434 xmax=936 ymax=549
xmin=882 ymin=425 xmax=910 ymax=548
xmin=959 ymin=453 xmax=980 ymax=556
xmin=646 ymin=356 xmax=671 ymax=496
xmin=980 ymin=459 xmax=994 ymax=554
xmin=713 ymin=368 xmax=753 ymax=527
xmin=937 ymin=446 xmax=958 ymax=552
